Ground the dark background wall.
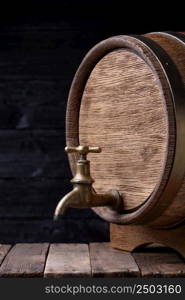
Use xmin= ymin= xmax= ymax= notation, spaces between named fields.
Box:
xmin=0 ymin=1 xmax=183 ymax=243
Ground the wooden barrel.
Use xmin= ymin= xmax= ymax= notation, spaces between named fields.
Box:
xmin=66 ymin=32 xmax=185 ymax=228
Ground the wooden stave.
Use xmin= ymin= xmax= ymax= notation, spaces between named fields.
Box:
xmin=66 ymin=33 xmax=185 ymax=227
xmin=142 ymin=31 xmax=185 ymax=227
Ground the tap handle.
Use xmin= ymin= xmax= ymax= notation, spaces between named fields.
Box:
xmin=65 ymin=145 xmax=101 ymax=158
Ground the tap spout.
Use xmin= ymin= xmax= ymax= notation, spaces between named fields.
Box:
xmin=53 ymin=145 xmax=123 ymax=221
xmin=54 ymin=185 xmax=122 ymax=220
xmin=54 ymin=187 xmax=79 ymax=220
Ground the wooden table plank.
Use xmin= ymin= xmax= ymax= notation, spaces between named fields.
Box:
xmin=0 ymin=243 xmax=49 ymax=277
xmin=0 ymin=245 xmax=12 ymax=266
xmin=89 ymin=243 xmax=140 ymax=277
xmin=133 ymin=248 xmax=185 ymax=277
xmin=44 ymin=243 xmax=91 ymax=277
xmin=0 ymin=243 xmax=184 ymax=278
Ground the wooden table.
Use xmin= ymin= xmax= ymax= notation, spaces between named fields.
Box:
xmin=0 ymin=243 xmax=184 ymax=277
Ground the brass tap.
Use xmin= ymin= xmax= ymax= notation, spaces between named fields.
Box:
xmin=54 ymin=145 xmax=122 ymax=219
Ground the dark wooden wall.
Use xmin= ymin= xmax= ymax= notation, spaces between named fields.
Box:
xmin=0 ymin=1 xmax=183 ymax=243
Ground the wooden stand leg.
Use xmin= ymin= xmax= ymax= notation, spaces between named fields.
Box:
xmin=110 ymin=224 xmax=185 ymax=258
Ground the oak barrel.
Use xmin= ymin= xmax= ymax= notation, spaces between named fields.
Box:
xmin=66 ymin=32 xmax=185 ymax=228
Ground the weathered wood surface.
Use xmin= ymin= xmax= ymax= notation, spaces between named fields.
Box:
xmin=79 ymin=49 xmax=167 ymax=211
xmin=0 ymin=245 xmax=12 ymax=266
xmin=44 ymin=243 xmax=91 ymax=277
xmin=109 ymin=33 xmax=185 ymax=251
xmin=0 ymin=243 xmax=184 ymax=277
xmin=144 ymin=32 xmax=185 ymax=227
xmin=0 ymin=243 xmax=49 ymax=277
xmin=133 ymin=249 xmax=185 ymax=277
xmin=89 ymin=242 xmax=139 ymax=277
xmin=111 ymin=224 xmax=185 ymax=260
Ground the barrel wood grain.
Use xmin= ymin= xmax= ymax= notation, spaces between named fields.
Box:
xmin=111 ymin=224 xmax=185 ymax=259
xmin=0 ymin=243 xmax=49 ymax=277
xmin=44 ymin=243 xmax=91 ymax=277
xmin=79 ymin=49 xmax=168 ymax=211
xmin=110 ymin=32 xmax=185 ymax=250
xmin=0 ymin=245 xmax=12 ymax=266
xmin=89 ymin=242 xmax=140 ymax=277
xmin=144 ymin=32 xmax=185 ymax=227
